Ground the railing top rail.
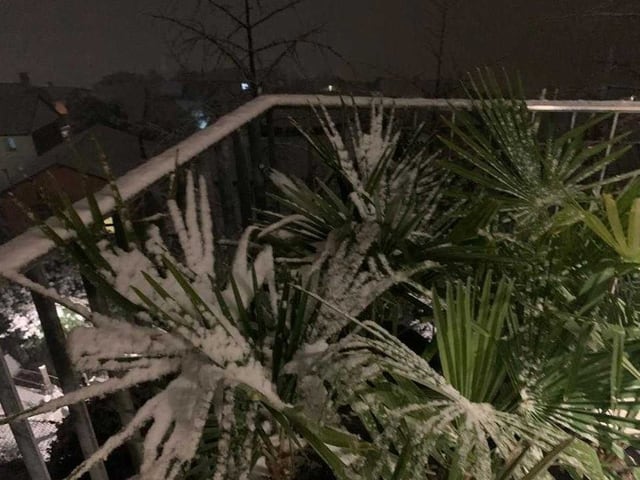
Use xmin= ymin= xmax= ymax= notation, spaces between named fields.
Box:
xmin=2 ymin=94 xmax=640 ymax=274
xmin=274 ymin=95 xmax=640 ymax=113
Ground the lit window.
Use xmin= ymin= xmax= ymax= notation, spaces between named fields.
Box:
xmin=54 ymin=101 xmax=68 ymax=115
xmin=191 ymin=109 xmax=209 ymax=130
xmin=103 ymin=216 xmax=115 ymax=234
xmin=5 ymin=137 xmax=16 ymax=151
xmin=241 ymin=82 xmax=250 ymax=91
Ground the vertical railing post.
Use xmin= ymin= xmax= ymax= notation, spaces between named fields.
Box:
xmin=0 ymin=344 xmax=52 ymax=480
xmin=27 ymin=265 xmax=109 ymax=480
xmin=247 ymin=119 xmax=266 ymax=211
xmin=596 ymin=112 xmax=621 ymax=195
xmin=38 ymin=365 xmax=53 ymax=395
xmin=215 ymin=140 xmax=242 ymax=238
xmin=81 ymin=275 xmax=144 ymax=470
xmin=448 ymin=111 xmax=456 ymax=161
xmin=232 ymin=131 xmax=253 ymax=227
xmin=570 ymin=111 xmax=578 ymax=129
xmin=266 ymin=108 xmax=276 ymax=172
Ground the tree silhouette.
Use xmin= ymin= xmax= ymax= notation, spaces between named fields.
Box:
xmin=153 ymin=0 xmax=341 ymax=97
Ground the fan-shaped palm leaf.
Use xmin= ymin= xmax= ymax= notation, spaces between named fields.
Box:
xmin=440 ymin=71 xmax=636 ymax=233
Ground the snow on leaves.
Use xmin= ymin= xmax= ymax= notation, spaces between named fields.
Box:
xmin=269 ymin=102 xmax=441 ymax=343
xmin=310 ymin=222 xmax=397 ymax=341
xmin=313 ymin=100 xmax=444 ymax=235
xmin=0 ymin=99 xmax=596 ymax=480
xmin=1 ymin=172 xmax=281 ymax=480
xmin=320 ymin=322 xmax=598 ymax=479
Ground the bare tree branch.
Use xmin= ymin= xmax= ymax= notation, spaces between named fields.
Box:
xmin=427 ymin=45 xmax=441 ymax=61
xmin=259 ymin=35 xmax=343 ymax=86
xmin=152 ymin=0 xmax=345 ymax=94
xmin=180 ymin=31 xmax=248 ymax=54
xmin=203 ymin=0 xmax=248 ymax=28
xmin=151 ymin=14 xmax=250 ymax=76
xmin=301 ymin=39 xmax=345 ymax=65
xmin=253 ymin=25 xmax=323 ymax=54
xmin=252 ymin=0 xmax=305 ymax=29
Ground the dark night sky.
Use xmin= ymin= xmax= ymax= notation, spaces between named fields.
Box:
xmin=0 ymin=0 xmax=637 ymax=94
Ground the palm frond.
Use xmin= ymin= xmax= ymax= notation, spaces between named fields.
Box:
xmin=440 ymin=70 xmax=636 ymax=234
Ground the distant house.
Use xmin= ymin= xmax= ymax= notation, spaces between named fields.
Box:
xmin=0 ymin=124 xmax=143 ymax=237
xmin=40 ymin=83 xmax=90 ymax=111
xmin=94 ymin=77 xmax=147 ymax=124
xmin=0 ymin=75 xmax=70 ymax=188
xmin=175 ymin=68 xmax=279 ymax=120
xmin=93 ymin=71 xmax=184 ymax=124
xmin=0 ymin=86 xmax=62 ymax=153
xmin=89 ymin=71 xmax=195 ymax=156
xmin=177 ymin=68 xmax=254 ymax=101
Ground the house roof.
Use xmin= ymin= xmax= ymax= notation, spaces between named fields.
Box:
xmin=41 ymin=85 xmax=89 ymax=103
xmin=94 ymin=82 xmax=147 ymax=123
xmin=39 ymin=124 xmax=142 ymax=178
xmin=0 ymin=124 xmax=143 ymax=193
xmin=0 ymin=84 xmax=60 ymax=135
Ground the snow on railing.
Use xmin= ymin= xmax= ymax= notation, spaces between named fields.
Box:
xmin=3 ymin=93 xmax=640 ymax=478
xmin=3 ymin=94 xmax=640 ymax=274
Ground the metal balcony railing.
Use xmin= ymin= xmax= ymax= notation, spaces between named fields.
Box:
xmin=3 ymin=94 xmax=640 ymax=479
xmin=6 ymin=95 xmax=640 ymax=274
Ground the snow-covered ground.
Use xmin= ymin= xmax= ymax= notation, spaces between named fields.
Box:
xmin=0 ymin=257 xmax=86 ymax=340
xmin=0 ymin=384 xmax=66 ymax=463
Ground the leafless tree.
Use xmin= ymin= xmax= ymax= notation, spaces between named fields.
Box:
xmin=382 ymin=0 xmax=461 ymax=97
xmin=424 ymin=0 xmax=457 ymax=97
xmin=153 ymin=0 xmax=341 ymax=97
xmin=152 ymin=1 xmax=343 ymax=216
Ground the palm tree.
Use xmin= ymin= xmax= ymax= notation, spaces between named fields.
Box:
xmin=4 ymin=73 xmax=640 ymax=479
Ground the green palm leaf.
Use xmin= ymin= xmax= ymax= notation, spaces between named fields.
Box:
xmin=440 ymin=70 xmax=637 ymax=234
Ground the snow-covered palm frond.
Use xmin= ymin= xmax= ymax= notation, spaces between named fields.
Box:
xmin=321 ymin=321 xmax=606 ymax=480
xmin=301 ymin=270 xmax=630 ymax=478
xmin=167 ymin=172 xmax=214 ymax=277
xmin=268 ymin=99 xmax=447 ymax=258
xmin=313 ymin=100 xmax=398 ymax=220
xmin=309 ymin=222 xmax=433 ymax=342
xmin=502 ymin=315 xmax=640 ymax=450
xmin=1 ymin=172 xmax=287 ymax=480
xmin=7 ymin=89 xmax=640 ymax=480
xmin=432 ymin=272 xmax=640 ymax=458
xmin=265 ymin=102 xmax=444 ymax=344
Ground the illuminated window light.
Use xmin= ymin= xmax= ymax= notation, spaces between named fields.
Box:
xmin=191 ymin=109 xmax=209 ymax=129
xmin=104 ymin=216 xmax=115 ymax=234
xmin=54 ymin=101 xmax=68 ymax=115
